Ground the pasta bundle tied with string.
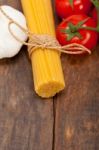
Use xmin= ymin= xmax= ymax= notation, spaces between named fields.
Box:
xmin=0 ymin=1 xmax=91 ymax=98
xmin=21 ymin=0 xmax=65 ymax=98
xmin=20 ymin=0 xmax=91 ymax=98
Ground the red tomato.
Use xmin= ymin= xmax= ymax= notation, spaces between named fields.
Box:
xmin=56 ymin=15 xmax=98 ymax=51
xmin=92 ymin=8 xmax=97 ymax=22
xmin=55 ymin=0 xmax=92 ymax=19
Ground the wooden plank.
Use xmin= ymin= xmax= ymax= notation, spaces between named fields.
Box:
xmin=0 ymin=1 xmax=54 ymax=150
xmin=54 ymin=48 xmax=99 ymax=150
xmin=0 ymin=0 xmax=99 ymax=150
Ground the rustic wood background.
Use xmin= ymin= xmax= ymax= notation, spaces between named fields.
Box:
xmin=0 ymin=0 xmax=99 ymax=150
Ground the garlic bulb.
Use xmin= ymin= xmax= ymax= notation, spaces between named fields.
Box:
xmin=0 ymin=5 xmax=28 ymax=59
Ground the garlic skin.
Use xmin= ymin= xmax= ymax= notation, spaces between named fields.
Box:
xmin=0 ymin=5 xmax=28 ymax=59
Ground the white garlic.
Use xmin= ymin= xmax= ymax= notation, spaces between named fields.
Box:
xmin=0 ymin=5 xmax=28 ymax=59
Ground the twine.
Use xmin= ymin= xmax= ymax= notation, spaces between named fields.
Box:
xmin=0 ymin=6 xmax=91 ymax=57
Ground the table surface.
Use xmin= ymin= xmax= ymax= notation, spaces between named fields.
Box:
xmin=0 ymin=0 xmax=99 ymax=150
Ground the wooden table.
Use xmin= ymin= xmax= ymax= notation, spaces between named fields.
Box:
xmin=0 ymin=0 xmax=99 ymax=150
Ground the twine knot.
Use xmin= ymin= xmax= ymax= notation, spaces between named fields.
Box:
xmin=28 ymin=34 xmax=62 ymax=57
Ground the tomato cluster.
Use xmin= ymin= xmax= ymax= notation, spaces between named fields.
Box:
xmin=55 ymin=0 xmax=99 ymax=54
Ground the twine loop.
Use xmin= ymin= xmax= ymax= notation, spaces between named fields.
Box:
xmin=0 ymin=6 xmax=91 ymax=57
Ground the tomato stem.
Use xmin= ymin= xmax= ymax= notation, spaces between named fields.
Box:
xmin=69 ymin=0 xmax=74 ymax=9
xmin=79 ymin=26 xmax=98 ymax=31
xmin=69 ymin=0 xmax=99 ymax=33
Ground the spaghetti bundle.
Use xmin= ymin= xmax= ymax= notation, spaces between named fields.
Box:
xmin=21 ymin=0 xmax=65 ymax=98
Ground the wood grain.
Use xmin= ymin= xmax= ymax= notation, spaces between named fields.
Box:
xmin=0 ymin=0 xmax=99 ymax=150
xmin=0 ymin=1 xmax=54 ymax=150
xmin=54 ymin=49 xmax=99 ymax=150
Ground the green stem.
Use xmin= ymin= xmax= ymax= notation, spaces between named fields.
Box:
xmin=69 ymin=0 xmax=74 ymax=9
xmin=78 ymin=0 xmax=99 ymax=32
xmin=78 ymin=0 xmax=99 ymax=33
xmin=69 ymin=18 xmax=99 ymax=32
xmin=76 ymin=0 xmax=99 ymax=32
xmin=79 ymin=26 xmax=99 ymax=32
